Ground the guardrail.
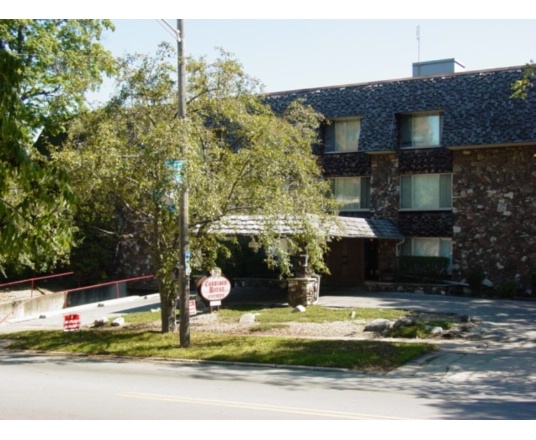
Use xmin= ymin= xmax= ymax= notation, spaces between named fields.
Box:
xmin=59 ymin=275 xmax=155 ymax=308
xmin=0 ymin=272 xmax=75 ymax=298
xmin=0 ymin=274 xmax=155 ymax=323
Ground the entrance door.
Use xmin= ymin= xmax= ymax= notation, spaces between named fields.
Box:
xmin=364 ymin=238 xmax=379 ymax=280
xmin=324 ymin=238 xmax=364 ymax=284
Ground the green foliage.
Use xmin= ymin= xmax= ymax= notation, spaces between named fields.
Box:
xmin=511 ymin=62 xmax=535 ymax=100
xmin=495 ymin=281 xmax=518 ymax=299
xmin=0 ymin=20 xmax=116 ymax=275
xmin=397 ymin=256 xmax=450 ymax=281
xmin=214 ymin=238 xmax=280 ymax=280
xmin=56 ymin=46 xmax=338 ymax=333
xmin=69 ymin=227 xmax=117 ymax=284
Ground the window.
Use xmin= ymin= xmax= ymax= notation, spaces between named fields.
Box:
xmin=325 ymin=119 xmax=361 ymax=152
xmin=401 ymin=237 xmax=453 ymax=272
xmin=400 ymin=112 xmax=442 ymax=148
xmin=400 ymin=174 xmax=452 ymax=210
xmin=330 ymin=176 xmax=370 ymax=211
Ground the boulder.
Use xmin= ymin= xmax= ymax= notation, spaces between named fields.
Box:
xmin=94 ymin=317 xmax=108 ymax=327
xmin=111 ymin=317 xmax=125 ymax=327
xmin=393 ymin=317 xmax=415 ymax=328
xmin=364 ymin=318 xmax=392 ymax=333
xmin=482 ymin=278 xmax=494 ymax=287
xmin=426 ymin=326 xmax=443 ymax=336
xmin=239 ymin=313 xmax=256 ymax=324
xmin=292 ymin=305 xmax=306 ymax=313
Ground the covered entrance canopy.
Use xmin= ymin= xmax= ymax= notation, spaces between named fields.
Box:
xmin=207 ymin=215 xmax=404 ymax=284
xmin=207 ymin=214 xmax=403 ymax=240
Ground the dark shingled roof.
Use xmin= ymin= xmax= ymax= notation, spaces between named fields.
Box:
xmin=264 ymin=66 xmax=536 ymax=152
xmin=207 ymin=215 xmax=403 ymax=239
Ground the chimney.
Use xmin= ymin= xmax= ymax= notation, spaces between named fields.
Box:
xmin=412 ymin=58 xmax=465 ymax=77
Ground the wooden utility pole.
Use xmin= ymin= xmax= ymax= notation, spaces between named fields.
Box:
xmin=177 ymin=19 xmax=190 ymax=348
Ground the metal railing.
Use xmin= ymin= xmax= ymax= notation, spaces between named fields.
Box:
xmin=0 ymin=272 xmax=75 ymax=298
xmin=0 ymin=274 xmax=155 ymax=323
xmin=59 ymin=275 xmax=155 ymax=308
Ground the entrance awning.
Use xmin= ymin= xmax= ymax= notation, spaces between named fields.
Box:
xmin=328 ymin=216 xmax=404 ymax=239
xmin=206 ymin=215 xmax=404 ymax=240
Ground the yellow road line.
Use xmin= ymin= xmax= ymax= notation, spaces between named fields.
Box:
xmin=119 ymin=391 xmax=405 ymax=420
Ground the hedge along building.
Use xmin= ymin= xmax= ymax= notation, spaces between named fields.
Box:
xmin=265 ymin=59 xmax=536 ymax=291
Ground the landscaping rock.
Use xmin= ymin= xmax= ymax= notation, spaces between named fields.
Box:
xmin=364 ymin=318 xmax=392 ymax=333
xmin=393 ymin=317 xmax=415 ymax=328
xmin=482 ymin=278 xmax=494 ymax=287
xmin=426 ymin=326 xmax=444 ymax=336
xmin=111 ymin=317 xmax=125 ymax=327
xmin=239 ymin=313 xmax=256 ymax=324
xmin=94 ymin=317 xmax=108 ymax=327
xmin=292 ymin=305 xmax=306 ymax=313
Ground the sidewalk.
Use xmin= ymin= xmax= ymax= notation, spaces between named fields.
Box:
xmin=318 ymin=290 xmax=536 ymax=391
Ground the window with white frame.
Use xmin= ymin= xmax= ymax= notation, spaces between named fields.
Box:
xmin=330 ymin=176 xmax=370 ymax=211
xmin=400 ymin=112 xmax=442 ymax=148
xmin=400 ymin=173 xmax=452 ymax=210
xmin=400 ymin=237 xmax=452 ymax=272
xmin=325 ymin=119 xmax=361 ymax=152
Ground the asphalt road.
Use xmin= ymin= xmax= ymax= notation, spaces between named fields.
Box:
xmin=1 ymin=288 xmax=536 ymax=419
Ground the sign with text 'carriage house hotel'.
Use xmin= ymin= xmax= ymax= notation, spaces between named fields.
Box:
xmin=198 ymin=272 xmax=231 ymax=305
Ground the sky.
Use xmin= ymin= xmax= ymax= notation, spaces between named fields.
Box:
xmin=84 ymin=18 xmax=536 ymax=103
xmin=5 ymin=3 xmax=536 ymax=103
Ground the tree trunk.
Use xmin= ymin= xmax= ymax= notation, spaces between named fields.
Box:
xmin=158 ymin=281 xmax=177 ymax=333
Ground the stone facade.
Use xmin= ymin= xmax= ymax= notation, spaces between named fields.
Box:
xmin=452 ymin=146 xmax=536 ymax=289
xmin=266 ymin=63 xmax=536 ymax=292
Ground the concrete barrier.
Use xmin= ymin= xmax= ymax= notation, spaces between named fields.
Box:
xmin=1 ymin=282 xmax=128 ymax=322
xmin=1 ymin=292 xmax=65 ymax=322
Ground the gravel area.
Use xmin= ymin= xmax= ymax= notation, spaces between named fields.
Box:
xmin=189 ymin=309 xmax=480 ymax=341
xmin=190 ymin=312 xmax=374 ymax=339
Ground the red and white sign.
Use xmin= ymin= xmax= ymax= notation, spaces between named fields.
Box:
xmin=198 ymin=275 xmax=231 ymax=302
xmin=63 ymin=314 xmax=81 ymax=331
xmin=189 ymin=299 xmax=197 ymax=316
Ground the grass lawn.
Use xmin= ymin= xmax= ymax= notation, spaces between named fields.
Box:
xmin=4 ymin=305 xmax=442 ymax=372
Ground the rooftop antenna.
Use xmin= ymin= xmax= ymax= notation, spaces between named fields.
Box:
xmin=416 ymin=25 xmax=421 ymax=75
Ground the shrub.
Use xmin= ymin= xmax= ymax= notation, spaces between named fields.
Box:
xmin=465 ymin=272 xmax=485 ymax=291
xmin=495 ymin=281 xmax=518 ymax=299
xmin=397 ymin=256 xmax=450 ymax=282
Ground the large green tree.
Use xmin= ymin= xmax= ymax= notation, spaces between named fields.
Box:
xmin=0 ymin=19 xmax=115 ymax=275
xmin=56 ymin=44 xmax=338 ymax=338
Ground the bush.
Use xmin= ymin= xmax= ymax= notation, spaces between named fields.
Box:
xmin=215 ymin=238 xmax=280 ymax=280
xmin=465 ymin=272 xmax=485 ymax=291
xmin=397 ymin=256 xmax=450 ymax=282
xmin=495 ymin=281 xmax=518 ymax=299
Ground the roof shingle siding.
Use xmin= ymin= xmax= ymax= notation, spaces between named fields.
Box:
xmin=265 ymin=67 xmax=536 ymax=151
